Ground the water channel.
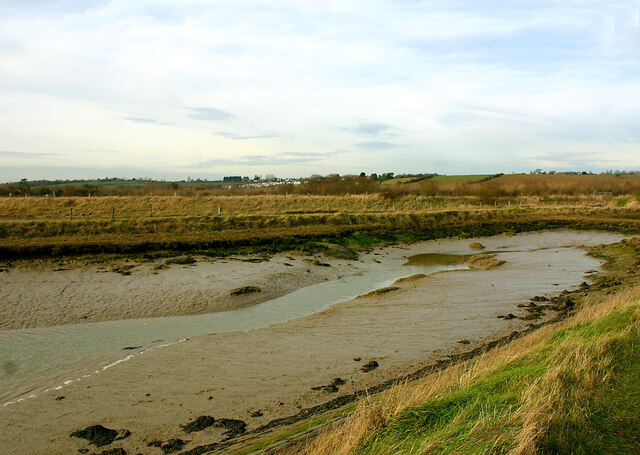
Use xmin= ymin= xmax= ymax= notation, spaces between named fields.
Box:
xmin=0 ymin=230 xmax=627 ymax=406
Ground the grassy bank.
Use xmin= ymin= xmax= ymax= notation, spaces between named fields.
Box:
xmin=1 ymin=205 xmax=639 ymax=260
xmin=289 ymin=238 xmax=640 ymax=455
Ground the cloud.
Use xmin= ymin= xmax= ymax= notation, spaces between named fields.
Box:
xmin=122 ymin=117 xmax=168 ymax=125
xmin=183 ymin=107 xmax=234 ymax=121
xmin=348 ymin=122 xmax=394 ymax=137
xmin=528 ymin=151 xmax=604 ymax=168
xmin=354 ymin=141 xmax=400 ymax=151
xmin=214 ymin=131 xmax=280 ymax=140
xmin=0 ymin=0 xmax=105 ymax=16
xmin=83 ymin=149 xmax=119 ymax=154
xmin=197 ymin=151 xmax=343 ymax=167
xmin=1 ymin=2 xmax=639 ymax=180
xmin=0 ymin=150 xmax=60 ymax=158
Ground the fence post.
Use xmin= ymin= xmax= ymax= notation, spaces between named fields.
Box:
xmin=112 ymin=207 xmax=115 ymax=220
xmin=69 ymin=208 xmax=73 ymax=221
xmin=218 ymin=205 xmax=221 ymax=215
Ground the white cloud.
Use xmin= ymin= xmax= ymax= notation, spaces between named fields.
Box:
xmin=1 ymin=0 xmax=639 ymax=181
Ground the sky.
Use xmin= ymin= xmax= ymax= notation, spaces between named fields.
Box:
xmin=1 ymin=0 xmax=639 ymax=182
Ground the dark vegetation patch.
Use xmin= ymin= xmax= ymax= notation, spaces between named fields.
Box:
xmin=181 ymin=415 xmax=216 ymax=433
xmin=97 ymin=448 xmax=127 ymax=455
xmin=69 ymin=425 xmax=120 ymax=447
xmin=302 ymin=258 xmax=331 ymax=267
xmin=361 ymin=360 xmax=380 ymax=373
xmin=165 ymin=255 xmax=196 ymax=265
xmin=311 ymin=378 xmax=347 ymax=393
xmin=213 ymin=418 xmax=247 ymax=439
xmin=313 ymin=242 xmax=359 ymax=260
xmin=229 ymin=286 xmax=261 ymax=296
xmin=148 ymin=438 xmax=187 ymax=453
xmin=111 ymin=264 xmax=135 ymax=275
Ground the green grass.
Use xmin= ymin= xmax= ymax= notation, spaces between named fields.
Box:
xmin=431 ymin=174 xmax=495 ymax=184
xmin=380 ymin=177 xmax=417 ymax=185
xmin=617 ymin=197 xmax=631 ymax=207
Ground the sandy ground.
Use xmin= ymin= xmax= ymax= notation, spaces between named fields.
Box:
xmin=0 ymin=231 xmax=626 ymax=455
xmin=0 ymin=254 xmax=360 ymax=330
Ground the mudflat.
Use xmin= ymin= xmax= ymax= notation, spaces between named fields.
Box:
xmin=0 ymin=254 xmax=359 ymax=330
xmin=0 ymin=230 xmax=626 ymax=455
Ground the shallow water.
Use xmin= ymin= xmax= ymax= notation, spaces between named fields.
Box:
xmin=0 ymin=259 xmax=462 ymax=405
xmin=0 ymin=230 xmax=627 ymax=406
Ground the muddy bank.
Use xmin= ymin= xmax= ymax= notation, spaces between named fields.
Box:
xmin=0 ymin=230 xmax=626 ymax=455
xmin=0 ymin=253 xmax=360 ymax=330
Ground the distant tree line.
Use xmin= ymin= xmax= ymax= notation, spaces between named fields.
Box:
xmin=2 ymin=172 xmax=640 ymax=199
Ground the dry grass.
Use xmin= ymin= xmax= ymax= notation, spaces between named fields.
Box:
xmin=494 ymin=173 xmax=640 ymax=196
xmin=0 ymin=194 xmax=635 ymax=221
xmin=0 ymin=195 xmax=459 ymax=220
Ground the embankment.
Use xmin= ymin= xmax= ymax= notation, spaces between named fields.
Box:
xmin=1 ymin=206 xmax=639 ymax=259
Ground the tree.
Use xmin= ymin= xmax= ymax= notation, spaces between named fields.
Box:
xmin=19 ymin=178 xmax=30 ymax=195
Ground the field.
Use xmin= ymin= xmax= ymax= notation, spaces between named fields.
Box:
xmin=430 ymin=174 xmax=496 ymax=184
xmin=380 ymin=177 xmax=419 ymax=185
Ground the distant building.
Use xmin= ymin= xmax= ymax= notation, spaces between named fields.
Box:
xmin=223 ymin=176 xmax=243 ymax=182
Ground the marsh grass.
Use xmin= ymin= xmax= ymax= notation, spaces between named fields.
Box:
xmin=1 ymin=205 xmax=639 ymax=259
